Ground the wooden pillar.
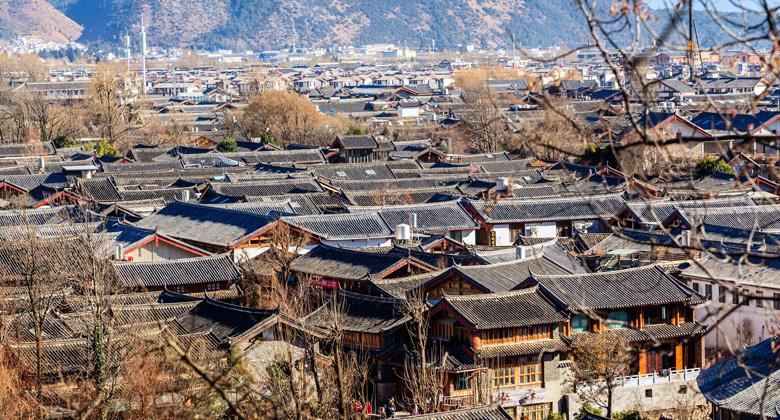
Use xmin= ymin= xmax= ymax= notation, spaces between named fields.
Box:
xmin=675 ymin=344 xmax=683 ymax=370
xmin=638 ymin=348 xmax=647 ymax=375
xmin=695 ymin=334 xmax=705 ymax=368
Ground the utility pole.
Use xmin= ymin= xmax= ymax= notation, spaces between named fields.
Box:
xmin=688 ymin=0 xmax=695 ymax=82
xmin=135 ymin=14 xmax=149 ymax=95
xmin=173 ymin=64 xmax=177 ymax=98
xmin=125 ymin=35 xmax=131 ymax=74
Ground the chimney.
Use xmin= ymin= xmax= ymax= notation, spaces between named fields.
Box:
xmin=115 ymin=244 xmax=124 ymax=261
xmin=496 ymin=177 xmax=508 ymax=191
xmin=410 ymin=213 xmax=418 ymax=228
xmin=681 ymin=230 xmax=690 ymax=247
xmin=38 ymin=158 xmax=45 ymax=172
xmin=182 ymin=190 xmax=190 ymax=202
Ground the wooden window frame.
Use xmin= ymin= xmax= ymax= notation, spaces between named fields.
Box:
xmin=481 ymin=325 xmax=552 ymax=346
xmin=518 ymin=361 xmax=542 ymax=385
xmin=491 ymin=359 xmax=516 ymax=387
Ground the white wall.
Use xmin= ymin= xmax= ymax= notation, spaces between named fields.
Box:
xmin=566 ymin=378 xmax=706 ymax=416
xmin=688 ymin=279 xmax=780 ymax=350
xmin=234 ymin=246 xmax=270 ymax=263
xmin=493 ymin=224 xmax=512 ymax=246
xmin=525 ymin=222 xmax=557 ymax=238
xmin=397 ymin=107 xmax=420 ymax=118
xmin=126 ymin=240 xmax=202 ymax=262
xmin=462 ymin=229 xmax=476 ymax=245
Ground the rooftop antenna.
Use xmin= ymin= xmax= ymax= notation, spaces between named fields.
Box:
xmin=134 ymin=14 xmax=149 ymax=95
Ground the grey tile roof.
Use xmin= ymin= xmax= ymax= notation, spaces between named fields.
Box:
xmin=334 ymin=134 xmax=379 ymax=150
xmin=622 ymin=197 xmax=757 ymax=229
xmin=305 ymin=291 xmax=410 ymax=334
xmin=458 ymin=153 xmax=511 ymax=163
xmin=135 ymin=201 xmax=276 ymax=248
xmin=206 ymin=178 xmax=324 ymax=198
xmin=112 ymin=254 xmax=240 ymax=288
xmin=694 ymin=223 xmax=780 ymax=253
xmin=697 ymin=77 xmax=765 ymax=90
xmin=0 ymin=173 xmax=69 ymax=191
xmin=697 ymin=337 xmax=780 ymax=416
xmin=441 ymin=287 xmax=568 ymax=329
xmin=531 ymin=265 xmax=704 ymax=310
xmin=402 ymin=403 xmax=513 ymax=420
xmin=453 ymin=251 xmax=587 ymax=293
xmin=175 ymin=299 xmax=277 ymax=344
xmin=289 ymin=244 xmax=434 ymax=281
xmin=117 ymin=187 xmax=197 ymax=204
xmin=478 ymin=338 xmax=570 ymax=358
xmin=679 ymin=253 xmax=780 ymax=287
xmin=348 ymin=201 xmax=478 ymax=232
xmin=0 ymin=206 xmax=89 ymax=227
xmin=78 ymin=178 xmax=122 ymax=201
xmin=283 ymin=212 xmax=393 ymax=240
xmin=677 ymin=204 xmax=780 ymax=231
xmin=567 ymin=322 xmax=705 ymax=345
xmin=214 ymin=149 xmax=326 ymax=165
xmin=0 ymin=142 xmax=56 ymax=158
xmin=587 ymin=229 xmax=684 ymax=254
xmin=102 ymin=161 xmax=183 ymax=173
xmin=387 ymin=340 xmax=482 ymax=373
xmin=104 ymin=223 xmax=157 ymax=251
xmin=214 ymin=200 xmax=296 ymax=216
xmin=312 ymin=163 xmax=396 ymax=181
xmin=244 ymin=194 xmax=325 ymax=215
xmin=370 ymin=270 xmax=448 ymax=298
xmin=344 ymin=187 xmax=461 ymax=206
xmin=329 ymin=177 xmax=463 ymax=191
xmin=468 ymin=194 xmax=625 ymax=224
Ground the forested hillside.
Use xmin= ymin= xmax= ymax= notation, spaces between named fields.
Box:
xmin=13 ymin=0 xmax=772 ymax=50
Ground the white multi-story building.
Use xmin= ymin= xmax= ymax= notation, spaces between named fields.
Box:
xmin=680 ymin=253 xmax=780 ymax=351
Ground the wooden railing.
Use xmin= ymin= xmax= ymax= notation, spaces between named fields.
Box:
xmin=442 ymin=394 xmax=474 ymax=409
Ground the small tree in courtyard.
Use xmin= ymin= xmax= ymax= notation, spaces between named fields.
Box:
xmin=217 ymin=137 xmax=238 ymax=153
xmin=570 ymin=331 xmax=634 ymax=418
xmin=695 ymin=156 xmax=734 ymax=180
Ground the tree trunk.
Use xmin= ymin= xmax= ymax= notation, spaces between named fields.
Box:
xmin=35 ymin=323 xmax=42 ymax=400
xmin=333 ymin=344 xmax=348 ymax=416
xmin=92 ymin=319 xmax=107 ymax=419
xmin=308 ymin=346 xmax=322 ymax=404
xmin=607 ymin=385 xmax=613 ymax=419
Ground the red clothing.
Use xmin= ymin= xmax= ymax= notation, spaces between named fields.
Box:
xmin=366 ymin=403 xmax=372 ymax=414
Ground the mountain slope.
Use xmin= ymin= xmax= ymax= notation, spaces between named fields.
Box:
xmin=63 ymin=0 xmax=588 ymax=49
xmin=50 ymin=0 xmax=768 ymax=50
xmin=66 ymin=0 xmax=231 ymax=46
xmin=0 ymin=0 xmax=82 ymax=42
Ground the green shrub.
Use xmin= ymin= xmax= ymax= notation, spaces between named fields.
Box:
xmin=85 ymin=139 xmax=121 ymax=157
xmin=614 ymin=409 xmax=643 ymax=420
xmin=217 ymin=137 xmax=238 ymax=153
xmin=574 ymin=402 xmax=603 ymax=420
xmin=259 ymin=132 xmax=281 ymax=148
xmin=695 ymin=155 xmax=734 ymax=179
xmin=53 ymin=135 xmax=80 ymax=149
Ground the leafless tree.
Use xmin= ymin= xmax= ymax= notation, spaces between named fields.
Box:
xmin=570 ymin=331 xmax=634 ymax=418
xmin=399 ymin=289 xmax=445 ymax=412
xmin=0 ymin=212 xmax=73 ymax=399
